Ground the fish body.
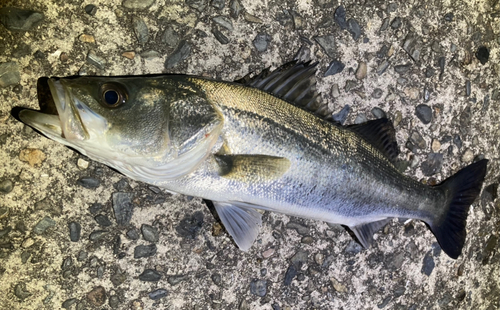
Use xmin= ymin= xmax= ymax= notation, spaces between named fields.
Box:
xmin=18 ymin=62 xmax=488 ymax=259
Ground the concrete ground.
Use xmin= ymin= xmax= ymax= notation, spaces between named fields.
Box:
xmin=0 ymin=0 xmax=499 ymax=309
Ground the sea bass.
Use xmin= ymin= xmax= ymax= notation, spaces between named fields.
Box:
xmin=18 ymin=62 xmax=487 ymax=259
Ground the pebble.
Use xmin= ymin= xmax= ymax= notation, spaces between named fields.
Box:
xmin=461 ymin=149 xmax=474 ymax=163
xmin=377 ymin=296 xmax=392 ymax=308
xmin=14 ymin=282 xmax=31 ymax=300
xmin=77 ymin=177 xmax=100 ymax=189
xmin=69 ymin=222 xmax=81 ymax=242
xmin=301 ymin=236 xmax=314 ymax=244
xmin=423 ymin=87 xmax=430 ymax=102
xmin=0 ymin=7 xmax=44 ymax=31
xmin=354 ymin=113 xmax=368 ymax=124
xmin=291 ymin=250 xmax=308 ymax=267
xmin=347 ymin=19 xmax=361 ymax=41
xmin=77 ymin=250 xmax=88 ymax=262
xmin=415 ymin=104 xmax=432 ymax=124
xmin=438 ymin=56 xmax=446 ymax=79
xmin=89 ymin=202 xmax=103 ymax=214
xmin=79 ymin=34 xmax=95 ymax=43
xmin=132 ymin=16 xmax=148 ymax=44
xmin=229 ymin=0 xmax=243 ymax=18
xmin=211 ymin=273 xmax=222 ymax=286
xmin=262 ymin=248 xmax=275 ymax=258
xmin=87 ymin=286 xmax=106 ymax=306
xmin=86 ymin=51 xmax=106 ymax=70
xmin=409 ymin=131 xmax=426 ymax=149
xmin=140 ymin=50 xmax=160 ymax=59
xmin=0 ymin=62 xmax=21 ymax=88
xmin=390 ymin=17 xmax=402 ymax=29
xmin=167 ymin=275 xmax=186 ymax=286
xmin=371 ymin=107 xmax=386 ymax=119
xmin=89 ymin=230 xmax=108 ymax=241
xmin=77 ymin=158 xmax=89 ymax=169
xmin=161 ymin=26 xmax=179 ymax=47
xmin=379 ymin=18 xmax=389 ymax=32
xmin=376 ymin=60 xmax=390 ymax=75
xmin=394 ymin=63 xmax=411 ymax=74
xmin=334 ymin=6 xmax=347 ymax=29
xmin=332 ymin=105 xmax=350 ymax=125
xmin=62 ymin=298 xmax=78 ymax=309
xmin=314 ymin=253 xmax=324 ymax=265
xmin=331 ymin=277 xmax=347 ymax=293
xmin=62 ymin=256 xmax=73 ymax=270
xmin=33 ymin=216 xmax=56 ymax=234
xmin=126 ymin=228 xmax=140 ymax=240
xmin=476 ymin=46 xmax=489 ymax=64
xmin=286 ymin=221 xmax=309 ymax=235
xmin=0 ymin=179 xmax=13 ymax=194
xmin=212 ymin=16 xmax=233 ymax=31
xmin=112 ymin=192 xmax=134 ymax=226
xmin=355 ymin=62 xmax=367 ymax=80
xmin=122 ymin=51 xmax=135 ymax=59
xmin=148 ymin=289 xmax=168 ymax=300
xmin=250 ymin=279 xmax=267 ymax=297
xmin=444 ymin=12 xmax=454 ymax=21
xmin=122 ymin=0 xmax=155 ymax=10
xmin=19 ymin=148 xmax=46 ymax=166
xmin=84 ymin=4 xmax=97 ymax=16
xmin=314 ymin=34 xmax=336 ymax=58
xmin=95 ymin=214 xmax=112 ymax=227
xmin=134 ymin=244 xmax=157 ymax=258
xmin=431 ymin=139 xmax=441 ymax=152
xmin=139 ymin=269 xmax=162 ymax=282
xmin=141 ymin=224 xmax=159 ymax=242
xmin=243 ymin=12 xmax=263 ymax=23
xmin=324 ymin=60 xmax=345 ymax=76
xmin=176 ymin=211 xmax=204 ymax=239
xmin=420 ymin=153 xmax=443 ymax=176
xmin=186 ymin=0 xmax=207 ymax=12
xmin=212 ymin=28 xmax=230 ymax=45
xmin=283 ymin=264 xmax=297 ymax=286
xmin=0 ymin=226 xmax=11 ymax=238
xmin=109 ymin=295 xmax=120 ymax=308
xmin=371 ymin=88 xmax=383 ymax=99
xmin=402 ymin=33 xmax=421 ymax=62
xmin=421 ymin=250 xmax=435 ymax=276
xmin=212 ymin=0 xmax=225 ymax=9
xmin=253 ymin=33 xmax=272 ymax=52
xmin=12 ymin=42 xmax=31 ymax=58
xmin=165 ymin=41 xmax=191 ymax=69
xmin=345 ymin=240 xmax=363 ymax=254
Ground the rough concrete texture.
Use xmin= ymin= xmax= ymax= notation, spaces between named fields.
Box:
xmin=0 ymin=0 xmax=499 ymax=309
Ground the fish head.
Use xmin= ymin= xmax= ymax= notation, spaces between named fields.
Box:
xmin=19 ymin=76 xmax=223 ymax=183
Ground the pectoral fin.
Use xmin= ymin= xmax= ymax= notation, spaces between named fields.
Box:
xmin=213 ymin=202 xmax=262 ymax=251
xmin=350 ymin=219 xmax=391 ymax=248
xmin=214 ymin=154 xmax=291 ymax=182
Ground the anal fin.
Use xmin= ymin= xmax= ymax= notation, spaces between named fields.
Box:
xmin=350 ymin=219 xmax=392 ymax=248
xmin=213 ymin=202 xmax=262 ymax=251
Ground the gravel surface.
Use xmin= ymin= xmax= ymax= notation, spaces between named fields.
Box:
xmin=1 ymin=0 xmax=499 ymax=309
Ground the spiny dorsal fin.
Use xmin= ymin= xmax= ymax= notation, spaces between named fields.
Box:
xmin=347 ymin=118 xmax=399 ymax=163
xmin=234 ymin=61 xmax=329 ymax=117
xmin=214 ymin=154 xmax=291 ymax=182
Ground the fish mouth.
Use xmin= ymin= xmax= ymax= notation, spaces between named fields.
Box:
xmin=19 ymin=77 xmax=90 ymax=142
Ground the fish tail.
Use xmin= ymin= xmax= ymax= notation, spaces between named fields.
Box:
xmin=429 ymin=159 xmax=488 ymax=259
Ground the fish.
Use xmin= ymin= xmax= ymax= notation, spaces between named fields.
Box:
xmin=17 ymin=61 xmax=488 ymax=259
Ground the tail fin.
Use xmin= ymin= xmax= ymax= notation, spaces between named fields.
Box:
xmin=430 ymin=159 xmax=488 ymax=259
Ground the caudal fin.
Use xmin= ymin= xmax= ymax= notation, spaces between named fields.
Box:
xmin=430 ymin=159 xmax=488 ymax=259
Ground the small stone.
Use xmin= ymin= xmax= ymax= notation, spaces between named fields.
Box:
xmin=167 ymin=275 xmax=186 ymax=286
xmin=134 ymin=244 xmax=157 ymax=258
xmin=250 ymin=279 xmax=267 ymax=297
xmin=122 ymin=0 xmax=155 ymax=10
xmin=212 ymin=16 xmax=233 ymax=31
xmin=86 ymin=51 xmax=106 ymax=70
xmin=0 ymin=62 xmax=21 ymax=88
xmin=444 ymin=12 xmax=454 ymax=22
xmin=77 ymin=177 xmax=100 ymax=189
xmin=176 ymin=211 xmax=204 ymax=239
xmin=262 ymin=248 xmax=275 ymax=258
xmin=212 ymin=0 xmax=225 ymax=9
xmin=331 ymin=83 xmax=340 ymax=97
xmin=324 ymin=60 xmax=345 ymax=76
xmin=394 ymin=63 xmax=411 ymax=74
xmin=85 ymin=4 xmax=98 ymax=16
xmin=345 ymin=240 xmax=363 ymax=254
xmin=89 ymin=203 xmax=103 ymax=214
xmin=122 ymin=51 xmax=135 ymax=59
xmin=62 ymin=298 xmax=78 ymax=309
xmin=431 ymin=139 xmax=441 ymax=152
xmin=453 ymin=134 xmax=462 ymax=149
xmin=0 ymin=179 xmax=13 ymax=194
xmin=165 ymin=41 xmax=191 ymax=69
xmin=33 ymin=216 xmax=56 ymax=234
xmin=69 ymin=222 xmax=81 ymax=242
xmin=379 ymin=18 xmax=390 ymax=32
xmin=423 ymin=87 xmax=430 ymax=102
xmin=19 ymin=148 xmax=46 ymax=166
xmin=77 ymin=250 xmax=88 ymax=262
xmin=371 ymin=88 xmax=383 ymax=99
xmin=139 ymin=269 xmax=162 ymax=282
xmin=14 ymin=282 xmax=31 ymax=300
xmin=211 ymin=273 xmax=222 ymax=286
xmin=95 ymin=214 xmax=112 ymax=227
xmin=390 ymin=17 xmax=402 ymax=29
xmin=402 ymin=33 xmax=421 ymax=62
xmin=421 ymin=251 xmax=435 ymax=276
xmin=332 ymin=105 xmax=350 ymax=125
xmin=109 ymin=295 xmax=120 ymax=308
xmin=347 ymin=19 xmax=361 ymax=41
xmin=476 ymin=46 xmax=489 ymax=65
xmin=161 ymin=26 xmax=179 ymax=47
xmin=253 ymin=33 xmax=272 ymax=52
xmin=354 ymin=113 xmax=368 ymax=124
xmin=112 ymin=192 xmax=134 ymax=226
xmin=89 ymin=230 xmax=108 ymax=241
xmin=377 ymin=60 xmax=390 ymax=75
xmin=314 ymin=253 xmax=324 ymax=265
xmin=0 ymin=226 xmax=11 ymax=238
xmin=314 ymin=34 xmax=336 ymax=58
xmin=229 ymin=0 xmax=243 ymax=18
xmin=291 ymin=250 xmax=308 ymax=267
xmin=415 ymin=104 xmax=432 ymax=124
xmin=132 ymin=16 xmax=148 ymax=44
xmin=344 ymin=80 xmax=357 ymax=92
xmin=141 ymin=224 xmax=159 ymax=243
xmin=387 ymin=3 xmax=398 ymax=12
xmin=330 ymin=277 xmax=347 ymax=292
xmin=355 ymin=62 xmax=367 ymax=80
xmin=421 ymin=153 xmax=443 ymax=176
xmin=371 ymin=107 xmax=386 ymax=119
xmin=212 ymin=28 xmax=230 ymax=45
xmin=87 ymin=286 xmax=106 ymax=306
xmin=0 ymin=7 xmax=44 ymax=31
xmin=79 ymin=34 xmax=95 ymax=43
xmin=334 ymin=6 xmax=347 ymax=29
xmin=148 ymin=289 xmax=168 ymax=300
xmin=283 ymin=264 xmax=297 ymax=286
xmin=243 ymin=12 xmax=262 ymax=23
xmin=377 ymin=296 xmax=392 ymax=308
xmin=409 ymin=131 xmax=426 ymax=149
xmin=461 ymin=149 xmax=474 ymax=163
xmin=140 ymin=50 xmax=160 ymax=59
xmin=301 ymin=236 xmax=314 ymax=244
xmin=286 ymin=221 xmax=309 ymax=235
xmin=77 ymin=158 xmax=89 ymax=169
xmin=186 ymin=0 xmax=207 ymax=12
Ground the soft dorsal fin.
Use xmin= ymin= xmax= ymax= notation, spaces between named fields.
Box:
xmin=234 ymin=61 xmax=329 ymax=117
xmin=214 ymin=154 xmax=291 ymax=182
xmin=347 ymin=118 xmax=399 ymax=162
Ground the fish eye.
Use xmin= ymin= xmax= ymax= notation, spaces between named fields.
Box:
xmin=99 ymin=83 xmax=127 ymax=108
